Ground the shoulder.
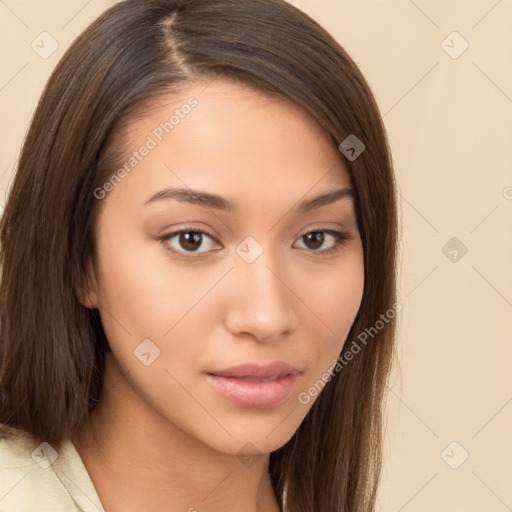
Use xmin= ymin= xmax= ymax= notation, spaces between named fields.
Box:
xmin=0 ymin=429 xmax=104 ymax=512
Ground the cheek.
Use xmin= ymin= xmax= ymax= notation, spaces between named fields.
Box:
xmin=298 ymin=247 xmax=365 ymax=372
xmin=94 ymin=229 xmax=198 ymax=334
xmin=93 ymin=229 xmax=226 ymax=371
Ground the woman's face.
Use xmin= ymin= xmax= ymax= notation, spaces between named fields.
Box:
xmin=83 ymin=79 xmax=364 ymax=456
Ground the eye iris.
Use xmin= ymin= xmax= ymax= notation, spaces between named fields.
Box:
xmin=304 ymin=231 xmax=324 ymax=250
xmin=180 ymin=232 xmax=202 ymax=251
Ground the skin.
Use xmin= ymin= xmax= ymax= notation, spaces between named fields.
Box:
xmin=71 ymin=78 xmax=364 ymax=512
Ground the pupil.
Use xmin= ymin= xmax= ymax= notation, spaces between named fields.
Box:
xmin=305 ymin=231 xmax=324 ymax=250
xmin=181 ymin=232 xmax=201 ymax=251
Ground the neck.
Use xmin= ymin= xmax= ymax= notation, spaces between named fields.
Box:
xmin=70 ymin=353 xmax=281 ymax=512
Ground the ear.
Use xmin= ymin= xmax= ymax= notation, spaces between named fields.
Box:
xmin=77 ymin=259 xmax=100 ymax=309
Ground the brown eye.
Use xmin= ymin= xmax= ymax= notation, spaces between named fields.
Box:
xmin=294 ymin=229 xmax=350 ymax=254
xmin=161 ymin=228 xmax=220 ymax=255
xmin=178 ymin=232 xmax=202 ymax=251
xmin=303 ymin=231 xmax=325 ymax=250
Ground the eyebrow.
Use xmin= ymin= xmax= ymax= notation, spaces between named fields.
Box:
xmin=144 ymin=186 xmax=354 ymax=212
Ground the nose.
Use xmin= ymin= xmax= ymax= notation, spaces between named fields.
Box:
xmin=224 ymin=250 xmax=296 ymax=343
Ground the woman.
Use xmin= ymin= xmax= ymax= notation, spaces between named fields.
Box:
xmin=0 ymin=0 xmax=398 ymax=510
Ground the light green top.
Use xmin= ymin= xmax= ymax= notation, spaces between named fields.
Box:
xmin=0 ymin=430 xmax=104 ymax=512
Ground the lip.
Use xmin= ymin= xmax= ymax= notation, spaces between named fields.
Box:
xmin=206 ymin=362 xmax=300 ymax=409
xmin=209 ymin=362 xmax=300 ymax=379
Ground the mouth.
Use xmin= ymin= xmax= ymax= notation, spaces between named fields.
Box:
xmin=227 ymin=375 xmax=283 ymax=382
xmin=206 ymin=362 xmax=300 ymax=409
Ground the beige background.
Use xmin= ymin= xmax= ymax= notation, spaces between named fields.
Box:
xmin=1 ymin=1 xmax=511 ymax=510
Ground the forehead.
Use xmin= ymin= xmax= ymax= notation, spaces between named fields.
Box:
xmin=103 ymin=79 xmax=353 ymax=211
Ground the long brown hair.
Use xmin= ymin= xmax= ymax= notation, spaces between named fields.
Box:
xmin=0 ymin=1 xmax=398 ymax=510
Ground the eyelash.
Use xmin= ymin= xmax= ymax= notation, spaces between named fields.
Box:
xmin=159 ymin=226 xmax=351 ymax=260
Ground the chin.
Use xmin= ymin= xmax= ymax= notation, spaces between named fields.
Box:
xmin=195 ymin=406 xmax=306 ymax=458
